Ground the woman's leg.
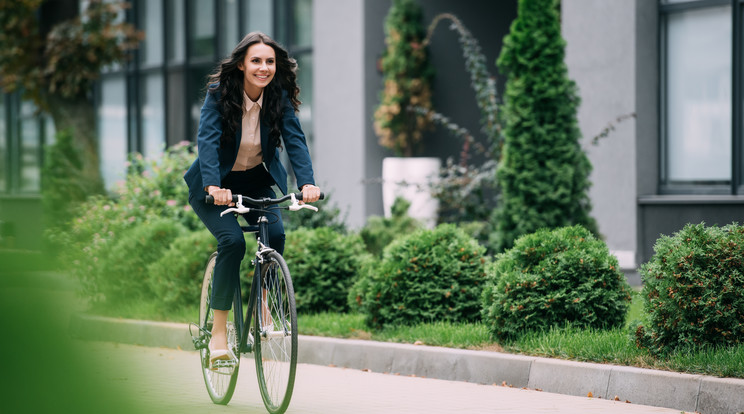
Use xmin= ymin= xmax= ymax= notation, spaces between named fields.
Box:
xmin=189 ymin=193 xmax=245 ymax=351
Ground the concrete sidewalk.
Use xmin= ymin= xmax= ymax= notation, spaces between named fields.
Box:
xmin=70 ymin=314 xmax=744 ymax=414
xmin=83 ymin=341 xmax=691 ymax=414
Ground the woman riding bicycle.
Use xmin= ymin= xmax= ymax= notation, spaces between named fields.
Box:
xmin=184 ymin=31 xmax=321 ymax=364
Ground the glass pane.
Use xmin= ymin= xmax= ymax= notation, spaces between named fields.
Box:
xmin=167 ymin=0 xmax=186 ymax=62
xmin=220 ymin=0 xmax=239 ymax=57
xmin=666 ymin=5 xmax=731 ymax=182
xmin=190 ymin=66 xmax=212 ymax=141
xmin=295 ymin=53 xmax=312 ymax=143
xmin=139 ymin=0 xmax=164 ymax=65
xmin=189 ymin=0 xmax=216 ymax=59
xmin=167 ymin=69 xmax=186 ymax=146
xmin=292 ymin=0 xmax=312 ymax=49
xmin=246 ymin=0 xmax=273 ymax=37
xmin=19 ymin=101 xmax=40 ymax=193
xmin=98 ymin=75 xmax=128 ymax=190
xmin=141 ymin=73 xmax=165 ymax=159
xmin=0 ymin=97 xmax=6 ymax=192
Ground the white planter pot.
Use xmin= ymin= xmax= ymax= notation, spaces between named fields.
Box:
xmin=382 ymin=157 xmax=441 ymax=229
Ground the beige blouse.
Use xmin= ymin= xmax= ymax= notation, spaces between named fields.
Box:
xmin=232 ymin=91 xmax=263 ymax=171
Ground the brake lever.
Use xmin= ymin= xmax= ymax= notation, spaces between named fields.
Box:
xmin=288 ymin=193 xmax=318 ymax=212
xmin=219 ymin=194 xmax=251 ymax=216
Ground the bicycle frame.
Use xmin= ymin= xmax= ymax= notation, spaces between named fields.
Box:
xmin=235 ymin=213 xmax=271 ymax=355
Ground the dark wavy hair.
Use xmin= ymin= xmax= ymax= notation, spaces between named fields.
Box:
xmin=206 ymin=32 xmax=301 ymax=149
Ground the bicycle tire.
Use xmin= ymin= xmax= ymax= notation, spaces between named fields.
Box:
xmin=254 ymin=251 xmax=298 ymax=414
xmin=199 ymin=252 xmax=240 ymax=405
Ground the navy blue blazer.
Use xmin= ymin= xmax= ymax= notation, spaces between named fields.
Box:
xmin=184 ymin=85 xmax=315 ymax=197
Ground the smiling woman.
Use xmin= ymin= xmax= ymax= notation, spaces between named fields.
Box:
xmin=183 ymin=31 xmax=321 ymax=363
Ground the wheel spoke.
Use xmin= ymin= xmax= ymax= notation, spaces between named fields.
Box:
xmin=198 ymin=253 xmax=239 ymax=405
xmin=255 ymin=253 xmax=297 ymax=414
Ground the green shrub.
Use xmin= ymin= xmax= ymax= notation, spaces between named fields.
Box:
xmin=481 ymin=225 xmax=631 ymax=341
xmin=360 ymin=197 xmax=421 ymax=256
xmin=97 ymin=219 xmax=186 ymax=304
xmin=357 ymin=224 xmax=487 ymax=329
xmin=492 ymin=0 xmax=598 ymax=251
xmin=148 ymin=228 xmax=217 ymax=311
xmin=54 ymin=195 xmax=141 ymax=302
xmin=637 ymin=223 xmax=744 ymax=354
xmin=119 ymin=142 xmax=200 ymax=231
xmin=55 ymin=142 xmax=201 ymax=301
xmin=283 ymin=227 xmax=370 ymax=313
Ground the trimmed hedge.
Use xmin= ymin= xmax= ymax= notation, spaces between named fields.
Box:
xmin=98 ymin=219 xmax=186 ymax=304
xmin=355 ymin=224 xmax=487 ymax=329
xmin=637 ymin=223 xmax=744 ymax=354
xmin=481 ymin=225 xmax=631 ymax=341
xmin=283 ymin=227 xmax=370 ymax=313
xmin=148 ymin=228 xmax=217 ymax=311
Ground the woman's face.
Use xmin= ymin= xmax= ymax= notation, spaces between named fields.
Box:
xmin=238 ymin=42 xmax=276 ymax=98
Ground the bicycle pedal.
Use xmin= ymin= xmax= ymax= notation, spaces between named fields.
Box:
xmin=211 ymin=358 xmax=238 ymax=370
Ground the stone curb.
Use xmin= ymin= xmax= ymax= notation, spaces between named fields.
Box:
xmin=69 ymin=314 xmax=744 ymax=414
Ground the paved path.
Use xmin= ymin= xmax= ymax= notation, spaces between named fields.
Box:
xmin=83 ymin=341 xmax=688 ymax=414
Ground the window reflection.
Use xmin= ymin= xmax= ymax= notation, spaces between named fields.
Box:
xmin=167 ymin=0 xmax=186 ymax=62
xmin=139 ymin=0 xmax=164 ymax=65
xmin=666 ymin=5 xmax=731 ymax=182
xmin=296 ymin=53 xmax=313 ymax=143
xmin=19 ymin=101 xmax=40 ymax=193
xmin=221 ymin=0 xmax=239 ymax=57
xmin=141 ymin=73 xmax=166 ymax=159
xmin=293 ymin=0 xmax=312 ymax=49
xmin=246 ymin=0 xmax=274 ymax=37
xmin=99 ymin=75 xmax=128 ymax=190
xmin=189 ymin=0 xmax=216 ymax=59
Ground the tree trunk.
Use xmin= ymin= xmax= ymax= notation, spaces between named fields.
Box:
xmin=46 ymin=95 xmax=106 ymax=195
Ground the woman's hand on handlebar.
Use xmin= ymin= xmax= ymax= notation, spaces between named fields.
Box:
xmin=301 ymin=184 xmax=321 ymax=203
xmin=206 ymin=186 xmax=235 ymax=206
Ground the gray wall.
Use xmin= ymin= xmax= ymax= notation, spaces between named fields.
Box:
xmin=562 ymin=0 xmax=641 ymax=269
xmin=313 ymin=0 xmax=368 ymax=227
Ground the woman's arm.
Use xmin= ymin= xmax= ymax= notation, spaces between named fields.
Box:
xmin=197 ymin=90 xmax=224 ymax=191
xmin=279 ymin=96 xmax=316 ymax=192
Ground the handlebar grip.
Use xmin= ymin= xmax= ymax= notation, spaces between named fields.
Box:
xmin=205 ymin=192 xmax=324 ymax=204
xmin=291 ymin=192 xmax=326 ymax=201
xmin=205 ymin=194 xmax=241 ymax=204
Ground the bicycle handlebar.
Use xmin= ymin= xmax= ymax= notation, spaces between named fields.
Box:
xmin=205 ymin=192 xmax=325 ymax=206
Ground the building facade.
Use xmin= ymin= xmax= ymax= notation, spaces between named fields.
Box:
xmin=2 ymin=0 xmax=742 ymax=278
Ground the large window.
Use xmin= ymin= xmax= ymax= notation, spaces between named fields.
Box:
xmin=661 ymin=0 xmax=744 ymax=193
xmin=0 ymin=0 xmax=314 ymax=194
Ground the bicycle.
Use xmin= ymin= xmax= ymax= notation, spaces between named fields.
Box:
xmin=190 ymin=191 xmax=322 ymax=413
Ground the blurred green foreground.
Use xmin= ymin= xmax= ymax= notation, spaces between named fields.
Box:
xmin=0 ymin=252 xmax=145 ymax=413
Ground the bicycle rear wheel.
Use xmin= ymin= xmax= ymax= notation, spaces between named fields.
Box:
xmin=199 ymin=252 xmax=240 ymax=405
xmin=254 ymin=251 xmax=298 ymax=414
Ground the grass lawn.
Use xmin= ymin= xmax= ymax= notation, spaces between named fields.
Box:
xmin=85 ymin=289 xmax=744 ymax=379
xmin=297 ymin=291 xmax=744 ymax=379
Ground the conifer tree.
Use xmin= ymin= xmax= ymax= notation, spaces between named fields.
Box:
xmin=492 ymin=0 xmax=598 ymax=251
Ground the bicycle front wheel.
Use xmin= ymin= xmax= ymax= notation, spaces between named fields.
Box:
xmin=199 ymin=252 xmax=240 ymax=405
xmin=254 ymin=251 xmax=298 ymax=414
